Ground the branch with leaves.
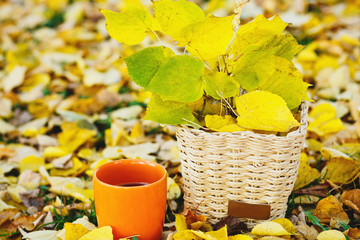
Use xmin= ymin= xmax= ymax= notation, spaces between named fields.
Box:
xmin=101 ymin=0 xmax=311 ymax=134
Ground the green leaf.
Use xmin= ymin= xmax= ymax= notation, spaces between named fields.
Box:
xmin=124 ymin=46 xmax=174 ymax=88
xmin=259 ymin=56 xmax=310 ymax=110
xmin=304 ymin=211 xmax=329 ymax=231
xmin=146 ymin=55 xmax=204 ymax=103
xmin=232 ymin=51 xmax=276 ymax=91
xmin=204 ymin=72 xmax=239 ymax=99
xmin=101 ymin=6 xmax=153 ymax=45
xmin=154 ymin=0 xmax=205 ymax=41
xmin=180 ymin=14 xmax=234 ymax=61
xmin=144 ymin=95 xmax=199 ymax=125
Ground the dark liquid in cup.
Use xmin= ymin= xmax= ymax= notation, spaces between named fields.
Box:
xmin=117 ymin=182 xmax=149 ymax=187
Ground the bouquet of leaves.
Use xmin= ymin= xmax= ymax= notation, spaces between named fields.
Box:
xmin=101 ymin=0 xmax=310 ymax=133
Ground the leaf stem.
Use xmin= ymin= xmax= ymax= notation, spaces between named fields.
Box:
xmin=217 ymin=91 xmax=239 ymax=117
xmin=151 ymin=30 xmax=163 ymax=44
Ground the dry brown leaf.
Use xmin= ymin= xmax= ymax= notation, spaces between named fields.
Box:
xmin=340 ymin=189 xmax=360 ymax=213
xmin=344 ymin=227 xmax=360 ymax=240
xmin=313 ymin=195 xmax=349 ymax=224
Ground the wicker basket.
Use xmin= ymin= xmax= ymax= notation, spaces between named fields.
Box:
xmin=176 ymin=102 xmax=308 ymax=226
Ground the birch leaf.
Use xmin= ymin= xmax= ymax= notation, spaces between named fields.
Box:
xmin=244 ymin=34 xmax=303 ymax=60
xmin=235 ymin=91 xmax=300 ymax=132
xmin=143 ymin=94 xmax=198 ymax=125
xmin=317 ymin=230 xmax=346 ymax=240
xmin=146 ymin=55 xmax=204 ymax=103
xmin=232 ymin=15 xmax=287 ymax=56
xmin=205 ymin=115 xmax=245 ymax=132
xmin=154 ymin=0 xmax=205 ymax=41
xmin=180 ymin=14 xmax=234 ymax=61
xmin=204 ymin=72 xmax=240 ymax=99
xmin=78 ymin=226 xmax=113 ymax=240
xmin=251 ymin=221 xmax=291 ymax=236
xmin=124 ymin=46 xmax=174 ymax=88
xmin=64 ymin=223 xmax=89 ymax=240
xmin=259 ymin=56 xmax=310 ymax=110
xmin=232 ymin=51 xmax=275 ymax=91
xmin=101 ymin=6 xmax=153 ymax=45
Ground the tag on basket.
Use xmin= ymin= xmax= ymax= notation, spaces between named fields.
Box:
xmin=228 ymin=200 xmax=271 ymax=220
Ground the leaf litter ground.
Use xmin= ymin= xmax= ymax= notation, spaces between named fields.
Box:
xmin=0 ymin=0 xmax=360 ymax=239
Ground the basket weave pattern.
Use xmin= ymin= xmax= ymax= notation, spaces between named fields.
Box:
xmin=176 ymin=103 xmax=308 ymax=225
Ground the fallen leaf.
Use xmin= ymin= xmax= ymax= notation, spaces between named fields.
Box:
xmin=271 ymin=218 xmax=296 ymax=235
xmin=19 ymin=156 xmax=45 ymax=173
xmin=321 ymin=157 xmax=360 ymax=184
xmin=313 ymin=195 xmax=349 ymax=224
xmin=294 ymin=157 xmax=321 ymax=190
xmin=308 ymin=103 xmax=346 ymax=136
xmin=251 ymin=221 xmax=291 ymax=236
xmin=295 ymin=221 xmax=318 ymax=240
xmin=20 ymin=229 xmax=58 ymax=240
xmin=317 ymin=229 xmax=346 ymax=240
xmin=78 ymin=226 xmax=113 ymax=240
xmin=2 ymin=65 xmax=27 ymax=93
xmin=340 ymin=189 xmax=360 ymax=213
xmin=344 ymin=227 xmax=360 ymax=240
xmin=64 ymin=222 xmax=89 ymax=240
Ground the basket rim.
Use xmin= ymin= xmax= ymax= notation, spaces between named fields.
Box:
xmin=177 ymin=101 xmax=309 ymax=139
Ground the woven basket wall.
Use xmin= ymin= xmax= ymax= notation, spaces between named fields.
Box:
xmin=176 ymin=102 xmax=308 ymax=226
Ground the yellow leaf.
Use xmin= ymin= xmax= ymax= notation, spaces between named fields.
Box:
xmin=321 ymin=157 xmax=360 ymax=184
xmin=235 ymin=91 xmax=300 ymax=132
xmin=271 ymin=218 xmax=296 ymax=235
xmin=64 ymin=223 xmax=89 ymax=240
xmin=61 ymin=183 xmax=94 ymax=203
xmin=308 ymin=103 xmax=345 ymax=136
xmin=205 ymin=115 xmax=245 ymax=132
xmin=257 ymin=237 xmax=289 ymax=240
xmin=203 ymin=226 xmax=228 ymax=240
xmin=321 ymin=147 xmax=353 ymax=161
xmin=306 ymin=139 xmax=324 ymax=152
xmin=20 ymin=156 xmax=45 ymax=173
xmin=154 ymin=0 xmax=205 ymax=41
xmin=167 ymin=178 xmax=181 ymax=200
xmin=313 ymin=195 xmax=349 ymax=224
xmin=50 ymin=157 xmax=86 ymax=177
xmin=259 ymin=56 xmax=311 ymax=110
xmin=175 ymin=214 xmax=188 ymax=232
xmin=173 ymin=230 xmax=203 ymax=240
xmin=79 ymin=226 xmax=113 ymax=240
xmin=180 ymin=14 xmax=234 ymax=61
xmin=333 ymin=143 xmax=360 ymax=161
xmin=19 ymin=73 xmax=50 ymax=92
xmin=293 ymin=160 xmax=321 ymax=190
xmin=0 ymin=199 xmax=15 ymax=211
xmin=232 ymin=15 xmax=287 ymax=56
xmin=130 ymin=122 xmax=145 ymax=140
xmin=317 ymin=230 xmax=346 ymax=240
xmin=101 ymin=6 xmax=153 ymax=45
xmin=43 ymin=146 xmax=69 ymax=158
xmin=228 ymin=235 xmax=253 ymax=240
xmin=251 ymin=221 xmax=291 ymax=236
xmin=58 ymin=122 xmax=96 ymax=153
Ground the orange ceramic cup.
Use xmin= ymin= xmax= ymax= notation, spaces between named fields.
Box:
xmin=93 ymin=159 xmax=167 ymax=240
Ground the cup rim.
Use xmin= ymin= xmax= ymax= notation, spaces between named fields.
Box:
xmin=93 ymin=159 xmax=167 ymax=189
